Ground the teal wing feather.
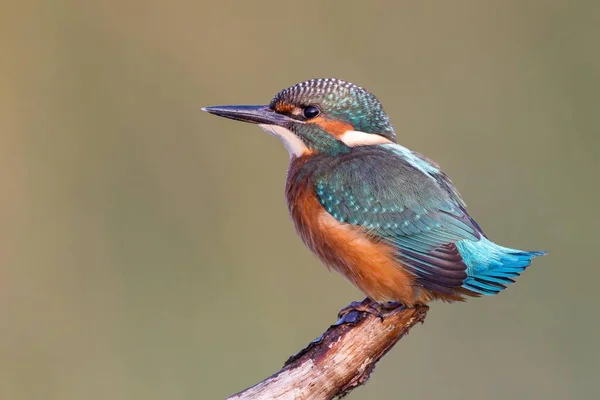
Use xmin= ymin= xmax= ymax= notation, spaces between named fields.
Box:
xmin=313 ymin=144 xmax=483 ymax=294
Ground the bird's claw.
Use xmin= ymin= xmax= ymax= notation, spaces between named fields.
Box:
xmin=337 ymin=298 xmax=404 ymax=322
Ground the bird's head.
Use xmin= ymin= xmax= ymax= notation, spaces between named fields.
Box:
xmin=203 ymin=78 xmax=396 ymax=158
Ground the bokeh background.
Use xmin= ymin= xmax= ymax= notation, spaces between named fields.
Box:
xmin=2 ymin=1 xmax=599 ymax=399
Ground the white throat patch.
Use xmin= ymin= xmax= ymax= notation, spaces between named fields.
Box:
xmin=339 ymin=130 xmax=393 ymax=146
xmin=258 ymin=124 xmax=308 ymax=158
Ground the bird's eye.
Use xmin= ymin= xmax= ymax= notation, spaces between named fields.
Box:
xmin=303 ymin=105 xmax=320 ymax=119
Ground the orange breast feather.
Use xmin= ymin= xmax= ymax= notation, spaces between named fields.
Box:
xmin=287 ymin=179 xmax=420 ymax=305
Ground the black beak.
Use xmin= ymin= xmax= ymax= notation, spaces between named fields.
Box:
xmin=201 ymin=105 xmax=297 ymax=126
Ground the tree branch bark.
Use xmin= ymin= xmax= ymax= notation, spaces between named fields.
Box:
xmin=226 ymin=298 xmax=428 ymax=400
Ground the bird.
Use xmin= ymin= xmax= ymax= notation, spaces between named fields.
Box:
xmin=202 ymin=78 xmax=545 ymax=307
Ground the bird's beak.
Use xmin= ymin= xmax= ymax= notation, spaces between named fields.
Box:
xmin=202 ymin=105 xmax=297 ymax=126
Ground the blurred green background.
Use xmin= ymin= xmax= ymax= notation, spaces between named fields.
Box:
xmin=1 ymin=1 xmax=599 ymax=399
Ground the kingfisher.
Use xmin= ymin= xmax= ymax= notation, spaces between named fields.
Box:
xmin=203 ymin=78 xmax=545 ymax=307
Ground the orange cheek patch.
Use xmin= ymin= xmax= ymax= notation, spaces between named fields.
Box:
xmin=274 ymin=102 xmax=295 ymax=113
xmin=311 ymin=117 xmax=354 ymax=137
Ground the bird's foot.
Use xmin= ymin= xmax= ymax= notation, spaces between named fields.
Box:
xmin=337 ymin=297 xmax=405 ymax=322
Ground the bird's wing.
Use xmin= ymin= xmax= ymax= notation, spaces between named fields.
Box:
xmin=314 ymin=143 xmax=483 ymax=294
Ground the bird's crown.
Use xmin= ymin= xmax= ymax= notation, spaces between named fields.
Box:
xmin=270 ymin=78 xmax=396 ymax=141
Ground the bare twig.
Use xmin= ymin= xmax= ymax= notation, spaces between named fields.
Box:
xmin=226 ymin=298 xmax=428 ymax=400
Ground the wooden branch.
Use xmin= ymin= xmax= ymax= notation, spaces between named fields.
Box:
xmin=226 ymin=298 xmax=428 ymax=400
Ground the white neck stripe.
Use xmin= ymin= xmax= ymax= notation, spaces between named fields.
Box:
xmin=339 ymin=130 xmax=393 ymax=146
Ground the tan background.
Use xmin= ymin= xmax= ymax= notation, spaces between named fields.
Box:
xmin=1 ymin=1 xmax=598 ymax=399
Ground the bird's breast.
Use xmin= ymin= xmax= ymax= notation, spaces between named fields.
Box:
xmin=284 ymin=156 xmax=418 ymax=304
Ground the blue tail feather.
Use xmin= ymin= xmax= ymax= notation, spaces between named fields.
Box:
xmin=456 ymin=238 xmax=546 ymax=295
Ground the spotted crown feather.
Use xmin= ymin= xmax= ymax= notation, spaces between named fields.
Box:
xmin=270 ymin=78 xmax=396 ymax=141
